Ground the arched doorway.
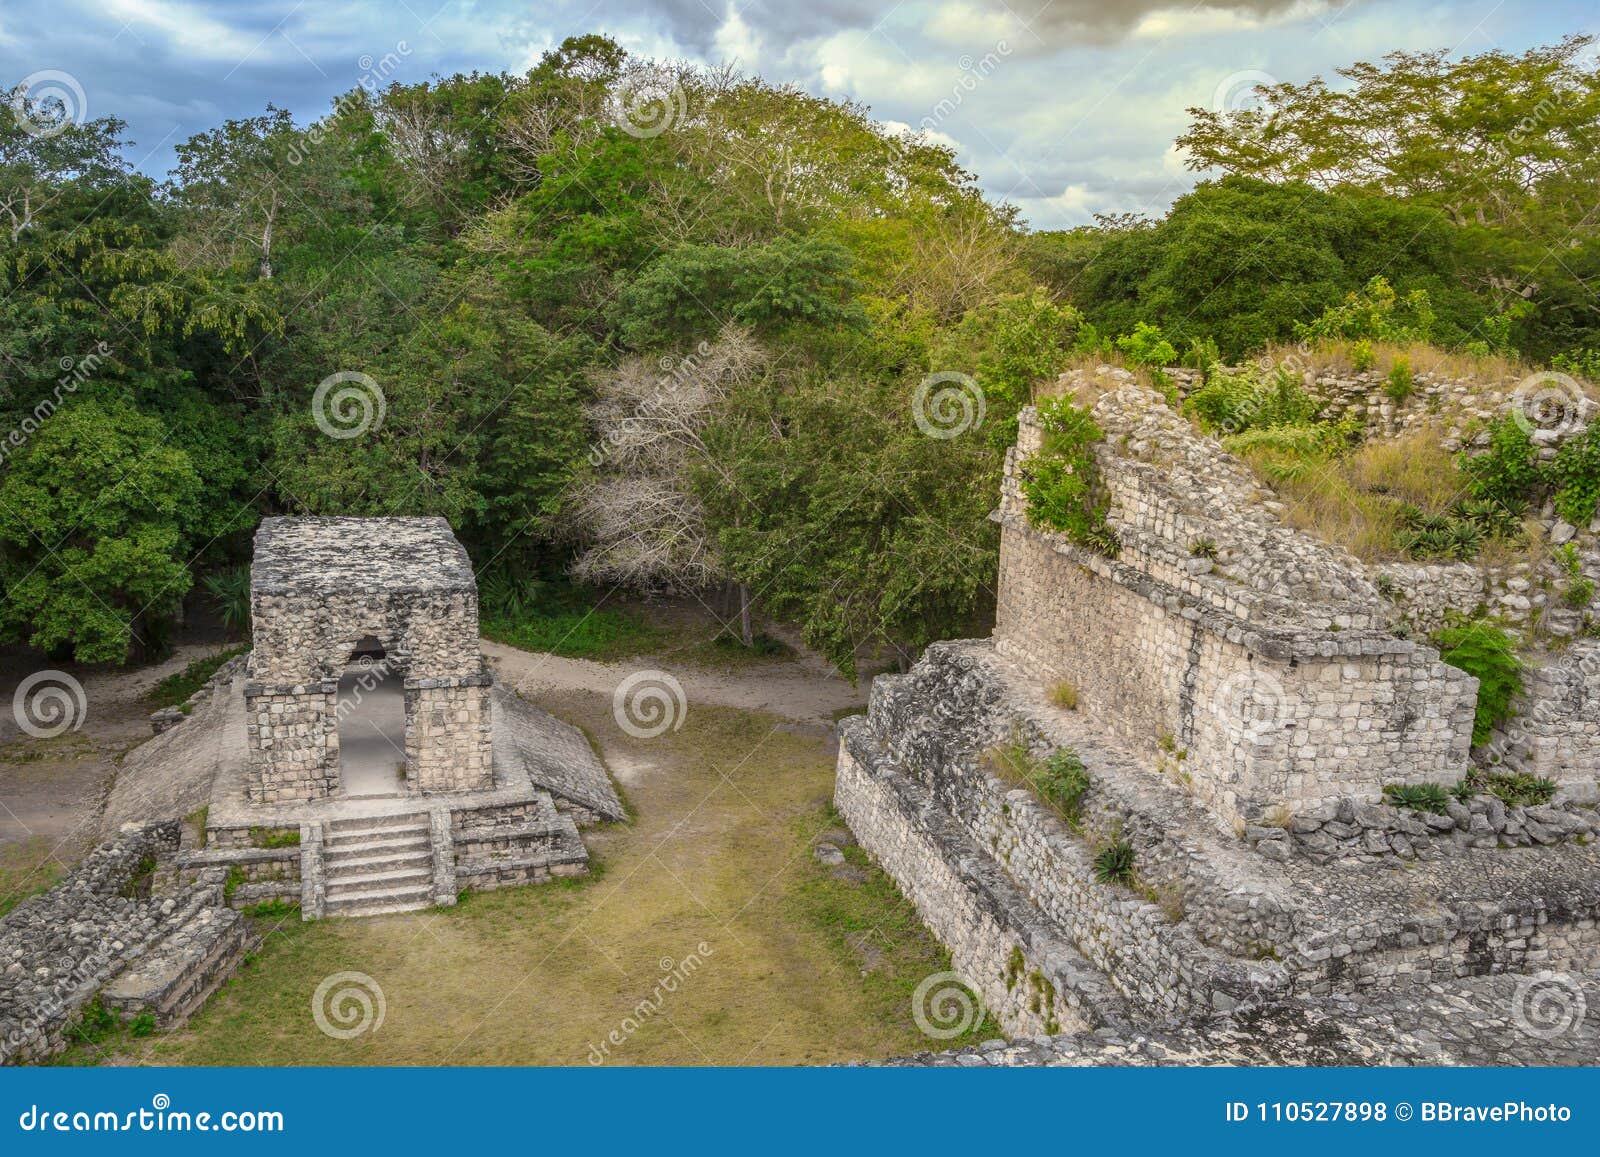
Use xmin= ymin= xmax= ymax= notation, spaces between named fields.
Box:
xmin=334 ymin=635 xmax=408 ymax=797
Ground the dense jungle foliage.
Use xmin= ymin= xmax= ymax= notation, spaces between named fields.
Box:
xmin=1 ymin=34 xmax=1596 ymax=672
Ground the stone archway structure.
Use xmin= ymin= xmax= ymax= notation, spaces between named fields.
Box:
xmin=244 ymin=516 xmax=494 ymax=802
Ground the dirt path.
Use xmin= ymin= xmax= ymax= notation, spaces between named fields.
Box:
xmin=482 ymin=639 xmax=866 ymax=731
xmin=0 ymin=644 xmax=228 ymax=861
xmin=1 ymin=630 xmax=865 ymax=870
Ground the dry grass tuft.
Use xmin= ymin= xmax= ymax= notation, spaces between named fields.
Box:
xmin=1254 ymin=339 xmax=1534 ymax=385
xmin=1252 ymin=430 xmax=1477 ymax=562
xmin=1048 ymin=680 xmax=1080 ymax=710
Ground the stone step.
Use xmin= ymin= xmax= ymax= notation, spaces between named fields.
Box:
xmin=325 ymin=812 xmax=430 ymax=836
xmin=322 ymin=847 xmax=433 ymax=876
xmin=324 ymin=865 xmax=434 ymax=893
xmin=322 ymin=832 xmax=431 ymax=859
xmin=323 ymin=880 xmax=434 ymax=917
xmin=100 ymin=905 xmax=260 ymax=1028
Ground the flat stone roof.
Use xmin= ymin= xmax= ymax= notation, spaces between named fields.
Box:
xmin=251 ymin=516 xmax=477 ymax=595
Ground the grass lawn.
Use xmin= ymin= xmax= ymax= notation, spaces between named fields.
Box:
xmin=481 ymin=607 xmax=666 ymax=662
xmin=59 ymin=691 xmax=985 ymax=1066
xmin=0 ymin=837 xmax=66 ymax=918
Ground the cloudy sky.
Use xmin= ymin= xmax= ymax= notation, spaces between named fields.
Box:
xmin=1 ymin=1 xmax=1592 ymax=229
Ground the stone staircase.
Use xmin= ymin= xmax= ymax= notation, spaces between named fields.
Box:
xmin=321 ymin=813 xmax=438 ymax=916
xmin=99 ymin=887 xmax=260 ymax=1028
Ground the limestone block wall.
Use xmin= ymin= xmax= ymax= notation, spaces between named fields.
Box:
xmin=845 ymin=641 xmax=1600 ymax=1016
xmin=993 ymin=517 xmax=1476 ymax=822
xmin=1487 ymin=640 xmax=1600 ymax=792
xmin=1371 ymin=562 xmax=1488 ymax=637
xmin=249 ymin=588 xmax=481 ymax=684
xmin=0 ymin=824 xmax=183 ymax=1064
xmin=835 ymin=733 xmax=1112 ymax=1036
xmin=244 ymin=517 xmax=495 ymax=801
xmin=405 ymin=675 xmax=494 ymax=793
xmin=243 ymin=683 xmax=339 ymax=803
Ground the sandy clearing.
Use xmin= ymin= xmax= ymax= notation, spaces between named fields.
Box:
xmin=481 ymin=639 xmax=866 ymax=731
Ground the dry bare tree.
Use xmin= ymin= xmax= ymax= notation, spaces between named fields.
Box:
xmin=567 ymin=325 xmax=765 ymax=642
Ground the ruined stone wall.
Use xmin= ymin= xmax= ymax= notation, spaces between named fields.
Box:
xmin=243 ymin=683 xmax=338 ymax=803
xmin=835 ymin=734 xmax=1114 ymax=1036
xmin=1488 ymin=640 xmax=1600 ymax=791
xmin=838 ymin=641 xmax=1600 ymax=1035
xmin=405 ymin=675 xmax=495 ymax=793
xmin=995 ymin=385 xmax=1478 ymax=820
xmin=1 ymin=825 xmax=179 ymax=1063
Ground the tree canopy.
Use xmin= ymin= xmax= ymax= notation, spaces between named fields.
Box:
xmin=1 ymin=32 xmax=1596 ymax=668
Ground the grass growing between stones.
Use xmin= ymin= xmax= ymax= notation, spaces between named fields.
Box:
xmin=57 ymin=695 xmax=960 ymax=1066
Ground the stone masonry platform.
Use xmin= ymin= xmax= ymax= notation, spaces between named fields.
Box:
xmin=837 ymin=638 xmax=1600 ymax=1051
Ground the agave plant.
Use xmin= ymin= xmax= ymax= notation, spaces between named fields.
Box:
xmin=202 ymin=566 xmax=252 ymax=635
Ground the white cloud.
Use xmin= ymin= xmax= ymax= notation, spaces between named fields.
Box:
xmin=1129 ymin=0 xmax=1333 ymax=41
xmin=880 ymin=118 xmax=964 ymax=152
xmin=924 ymin=2 xmax=1024 ymax=48
xmin=97 ymin=0 xmax=277 ymax=63
xmin=711 ymin=4 xmax=761 ymax=68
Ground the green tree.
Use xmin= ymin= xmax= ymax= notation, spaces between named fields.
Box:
xmin=0 ymin=403 xmax=201 ymax=662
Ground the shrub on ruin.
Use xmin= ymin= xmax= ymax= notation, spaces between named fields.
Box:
xmin=1458 ymin=417 xmax=1539 ymax=510
xmin=1020 ymin=396 xmax=1119 ymax=555
xmin=1384 ymin=355 xmax=1414 ymax=403
xmin=66 ymin=999 xmax=119 ymax=1046
xmin=1480 ymin=770 xmax=1558 ymax=808
xmin=1545 ymin=420 xmax=1600 ymax=528
xmin=1092 ymin=837 xmax=1136 ymax=885
xmin=1036 ymin=749 xmax=1092 ymax=820
xmin=1396 ymin=505 xmax=1483 ymax=561
xmin=1551 ymin=348 xmax=1600 ymax=382
xmin=1381 ymin=782 xmax=1450 ymax=814
xmin=1182 ymin=336 xmax=1222 ymax=375
xmin=1433 ymin=617 xmax=1524 ymax=746
xmin=1186 ymin=363 xmax=1320 ymax=436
